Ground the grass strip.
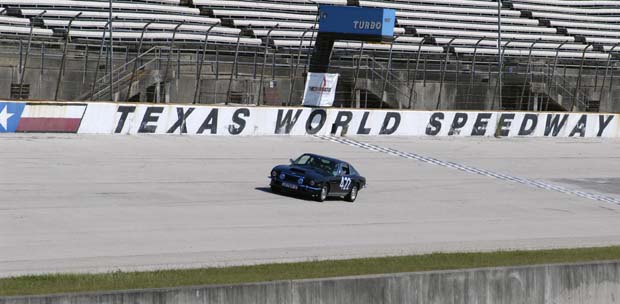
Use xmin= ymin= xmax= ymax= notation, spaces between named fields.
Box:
xmin=2 ymin=246 xmax=620 ymax=296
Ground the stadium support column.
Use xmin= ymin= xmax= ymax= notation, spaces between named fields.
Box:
xmin=308 ymin=33 xmax=335 ymax=74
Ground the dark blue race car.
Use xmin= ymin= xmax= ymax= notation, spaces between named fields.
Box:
xmin=269 ymin=153 xmax=366 ymax=202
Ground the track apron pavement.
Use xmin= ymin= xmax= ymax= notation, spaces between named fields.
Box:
xmin=1 ymin=134 xmax=620 ymax=277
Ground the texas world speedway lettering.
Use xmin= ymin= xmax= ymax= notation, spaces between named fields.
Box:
xmin=76 ymin=103 xmax=620 ymax=137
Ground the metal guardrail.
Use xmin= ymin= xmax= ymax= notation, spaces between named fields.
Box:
xmin=0 ymin=35 xmax=617 ymax=110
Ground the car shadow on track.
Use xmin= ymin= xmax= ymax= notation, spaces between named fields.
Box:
xmin=254 ymin=187 xmax=341 ymax=202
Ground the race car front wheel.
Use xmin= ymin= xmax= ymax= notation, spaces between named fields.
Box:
xmin=345 ymin=185 xmax=358 ymax=202
xmin=317 ymin=184 xmax=329 ymax=202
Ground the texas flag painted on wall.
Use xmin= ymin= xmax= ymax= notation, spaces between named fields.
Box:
xmin=0 ymin=102 xmax=86 ymax=133
xmin=0 ymin=102 xmax=25 ymax=132
xmin=16 ymin=103 xmax=86 ymax=133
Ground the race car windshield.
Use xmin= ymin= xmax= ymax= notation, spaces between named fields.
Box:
xmin=293 ymin=154 xmax=338 ymax=175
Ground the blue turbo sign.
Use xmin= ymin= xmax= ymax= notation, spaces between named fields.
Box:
xmin=318 ymin=5 xmax=396 ymax=41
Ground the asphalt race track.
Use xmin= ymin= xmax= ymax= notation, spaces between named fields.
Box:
xmin=1 ymin=134 xmax=620 ymax=277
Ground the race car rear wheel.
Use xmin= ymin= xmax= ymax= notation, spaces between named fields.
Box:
xmin=317 ymin=184 xmax=329 ymax=202
xmin=345 ymin=185 xmax=358 ymax=202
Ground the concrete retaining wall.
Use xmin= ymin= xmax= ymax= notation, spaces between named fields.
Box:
xmin=2 ymin=261 xmax=619 ymax=304
xmin=2 ymin=101 xmax=619 ymax=137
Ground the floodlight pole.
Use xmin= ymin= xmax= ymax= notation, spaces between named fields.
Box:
xmin=497 ymin=0 xmax=502 ymax=110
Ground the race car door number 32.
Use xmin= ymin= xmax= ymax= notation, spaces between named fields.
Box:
xmin=340 ymin=177 xmax=352 ymax=191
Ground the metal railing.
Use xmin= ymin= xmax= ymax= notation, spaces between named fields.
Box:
xmin=0 ymin=35 xmax=619 ymax=111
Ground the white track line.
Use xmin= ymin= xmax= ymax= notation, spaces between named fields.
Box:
xmin=317 ymin=135 xmax=620 ymax=206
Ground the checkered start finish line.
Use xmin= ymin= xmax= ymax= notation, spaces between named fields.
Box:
xmin=317 ymin=135 xmax=620 ymax=206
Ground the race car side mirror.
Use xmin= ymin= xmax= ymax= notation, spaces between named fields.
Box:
xmin=289 ymin=158 xmax=294 ymax=164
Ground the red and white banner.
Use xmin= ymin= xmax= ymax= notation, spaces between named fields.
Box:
xmin=302 ymin=72 xmax=339 ymax=107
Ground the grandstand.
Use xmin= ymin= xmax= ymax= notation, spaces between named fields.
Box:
xmin=0 ymin=0 xmax=618 ymax=112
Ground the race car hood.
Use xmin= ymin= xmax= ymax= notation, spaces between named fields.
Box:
xmin=274 ymin=165 xmax=329 ymax=180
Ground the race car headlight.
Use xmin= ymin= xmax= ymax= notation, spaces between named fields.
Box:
xmin=309 ymin=180 xmax=316 ymax=186
xmin=271 ymin=170 xmax=277 ymax=177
